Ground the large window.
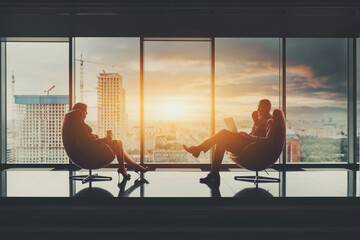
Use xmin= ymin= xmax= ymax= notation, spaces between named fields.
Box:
xmin=6 ymin=40 xmax=69 ymax=164
xmin=75 ymin=38 xmax=140 ymax=162
xmin=286 ymin=39 xmax=348 ymax=163
xmin=144 ymin=40 xmax=211 ymax=163
xmin=215 ymin=38 xmax=280 ymax=163
xmin=1 ymin=37 xmax=356 ymax=166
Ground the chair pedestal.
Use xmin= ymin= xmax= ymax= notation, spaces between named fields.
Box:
xmin=70 ymin=169 xmax=112 ymax=184
xmin=234 ymin=171 xmax=279 ymax=184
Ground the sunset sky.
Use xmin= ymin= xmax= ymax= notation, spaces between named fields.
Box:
xmin=6 ymin=38 xmax=348 ymax=123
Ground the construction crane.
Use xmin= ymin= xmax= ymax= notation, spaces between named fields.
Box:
xmin=75 ymin=54 xmax=122 ymax=102
xmin=11 ymin=72 xmax=15 ymax=163
xmin=44 ymin=85 xmax=55 ymax=95
xmin=79 ymin=54 xmax=84 ymax=102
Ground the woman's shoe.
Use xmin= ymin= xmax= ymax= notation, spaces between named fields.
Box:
xmin=117 ymin=168 xmax=131 ymax=180
xmin=200 ymin=172 xmax=220 ymax=184
xmin=134 ymin=166 xmax=149 ymax=174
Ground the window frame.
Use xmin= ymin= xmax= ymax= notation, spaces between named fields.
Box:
xmin=0 ymin=37 xmax=357 ymax=170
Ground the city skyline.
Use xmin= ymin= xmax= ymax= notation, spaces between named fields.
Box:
xmin=6 ymin=38 xmax=348 ymax=123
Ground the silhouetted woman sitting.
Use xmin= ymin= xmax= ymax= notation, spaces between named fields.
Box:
xmin=73 ymin=103 xmax=148 ymax=180
xmin=183 ymin=99 xmax=273 ymax=183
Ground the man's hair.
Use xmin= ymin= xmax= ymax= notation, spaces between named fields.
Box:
xmin=259 ymin=99 xmax=271 ymax=112
xmin=72 ymin=102 xmax=87 ymax=112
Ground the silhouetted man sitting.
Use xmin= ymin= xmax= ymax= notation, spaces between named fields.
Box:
xmin=183 ymin=99 xmax=273 ymax=183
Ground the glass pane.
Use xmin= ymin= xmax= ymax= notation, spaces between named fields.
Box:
xmin=75 ymin=38 xmax=140 ymax=163
xmin=144 ymin=41 xmax=211 ymax=163
xmin=286 ymin=38 xmax=347 ymax=163
xmin=215 ymin=38 xmax=280 ymax=163
xmin=6 ymin=42 xmax=69 ymax=164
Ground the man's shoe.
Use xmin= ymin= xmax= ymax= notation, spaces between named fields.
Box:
xmin=200 ymin=172 xmax=220 ymax=183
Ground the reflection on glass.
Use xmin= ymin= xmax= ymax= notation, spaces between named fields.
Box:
xmin=144 ymin=41 xmax=211 ymax=163
xmin=215 ymin=38 xmax=280 ymax=163
xmin=286 ymin=39 xmax=347 ymax=163
xmin=6 ymin=42 xmax=69 ymax=164
xmin=75 ymin=38 xmax=140 ymax=163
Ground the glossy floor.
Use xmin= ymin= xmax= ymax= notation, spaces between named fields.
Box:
xmin=1 ymin=169 xmax=358 ymax=197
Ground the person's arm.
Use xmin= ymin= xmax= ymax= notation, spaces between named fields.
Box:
xmin=78 ymin=123 xmax=110 ymax=146
xmin=76 ymin=123 xmax=94 ymax=146
xmin=96 ymin=136 xmax=111 ymax=144
xmin=246 ymin=119 xmax=274 ymax=145
xmin=96 ymin=131 xmax=112 ymax=144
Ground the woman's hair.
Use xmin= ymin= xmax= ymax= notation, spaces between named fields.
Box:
xmin=72 ymin=102 xmax=87 ymax=112
xmin=259 ymin=99 xmax=271 ymax=112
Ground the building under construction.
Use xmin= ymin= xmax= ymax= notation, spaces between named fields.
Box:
xmin=97 ymin=72 xmax=127 ymax=142
xmin=13 ymin=95 xmax=69 ymax=163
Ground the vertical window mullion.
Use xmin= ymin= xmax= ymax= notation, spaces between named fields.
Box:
xmin=0 ymin=40 xmax=7 ymax=197
xmin=347 ymin=38 xmax=357 ymax=197
xmin=69 ymin=37 xmax=76 ymax=197
xmin=348 ymin=38 xmax=357 ymax=165
xmin=0 ymin=41 xmax=6 ymax=165
xmin=210 ymin=38 xmax=215 ymax=163
xmin=280 ymin=37 xmax=287 ymax=198
xmin=140 ymin=37 xmax=144 ymax=165
xmin=281 ymin=37 xmax=286 ymax=165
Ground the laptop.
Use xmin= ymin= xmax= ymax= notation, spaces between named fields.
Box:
xmin=224 ymin=118 xmax=238 ymax=133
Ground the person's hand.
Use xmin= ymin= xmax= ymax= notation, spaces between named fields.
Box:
xmin=106 ymin=131 xmax=113 ymax=142
xmin=252 ymin=111 xmax=259 ymax=122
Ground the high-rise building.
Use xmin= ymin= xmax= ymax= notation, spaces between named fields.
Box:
xmin=286 ymin=129 xmax=301 ymax=162
xmin=13 ymin=95 xmax=69 ymax=163
xmin=97 ymin=72 xmax=127 ymax=141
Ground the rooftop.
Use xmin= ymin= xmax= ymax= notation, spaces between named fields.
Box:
xmin=14 ymin=95 xmax=69 ymax=105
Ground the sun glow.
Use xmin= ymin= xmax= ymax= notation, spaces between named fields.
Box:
xmin=157 ymin=102 xmax=188 ymax=120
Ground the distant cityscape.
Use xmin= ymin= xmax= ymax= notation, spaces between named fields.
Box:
xmin=6 ymin=71 xmax=352 ymax=164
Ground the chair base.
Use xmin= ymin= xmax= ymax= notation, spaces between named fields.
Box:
xmin=234 ymin=171 xmax=279 ymax=184
xmin=70 ymin=169 xmax=112 ymax=184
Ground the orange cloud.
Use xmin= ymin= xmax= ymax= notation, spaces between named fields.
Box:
xmin=287 ymin=65 xmax=332 ymax=89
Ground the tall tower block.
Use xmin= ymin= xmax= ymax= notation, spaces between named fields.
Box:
xmin=97 ymin=72 xmax=127 ymax=141
xmin=14 ymin=95 xmax=69 ymax=163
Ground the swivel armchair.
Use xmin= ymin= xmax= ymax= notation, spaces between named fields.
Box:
xmin=62 ymin=109 xmax=115 ymax=183
xmin=231 ymin=109 xmax=286 ymax=184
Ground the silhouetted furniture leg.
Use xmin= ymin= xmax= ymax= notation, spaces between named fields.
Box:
xmin=70 ymin=169 xmax=112 ymax=184
xmin=234 ymin=170 xmax=279 ymax=184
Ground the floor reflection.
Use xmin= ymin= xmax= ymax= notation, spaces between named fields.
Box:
xmin=75 ymin=187 xmax=114 ymax=198
xmin=201 ymin=180 xmax=274 ymax=198
xmin=233 ymin=187 xmax=273 ymax=198
xmin=117 ymin=177 xmax=149 ymax=198
xmin=1 ymin=169 xmax=357 ymax=197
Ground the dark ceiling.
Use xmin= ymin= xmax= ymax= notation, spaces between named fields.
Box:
xmin=1 ymin=0 xmax=360 ymax=37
